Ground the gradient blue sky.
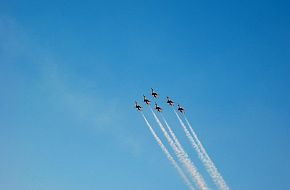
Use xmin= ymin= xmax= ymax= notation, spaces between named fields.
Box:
xmin=0 ymin=0 xmax=289 ymax=189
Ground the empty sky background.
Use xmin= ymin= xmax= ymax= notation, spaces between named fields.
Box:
xmin=0 ymin=0 xmax=289 ymax=189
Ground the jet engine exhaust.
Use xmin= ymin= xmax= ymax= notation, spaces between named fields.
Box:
xmin=141 ymin=113 xmax=195 ymax=190
xmin=150 ymin=108 xmax=209 ymax=190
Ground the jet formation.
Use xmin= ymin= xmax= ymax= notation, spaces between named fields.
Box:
xmin=135 ymin=88 xmax=185 ymax=113
xmin=134 ymin=101 xmax=142 ymax=111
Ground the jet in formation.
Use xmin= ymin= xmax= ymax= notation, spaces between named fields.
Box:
xmin=143 ymin=95 xmax=151 ymax=105
xmin=135 ymin=101 xmax=142 ymax=111
xmin=154 ymin=103 xmax=162 ymax=112
xmin=177 ymin=104 xmax=185 ymax=114
xmin=166 ymin=97 xmax=174 ymax=106
xmin=151 ymin=88 xmax=159 ymax=98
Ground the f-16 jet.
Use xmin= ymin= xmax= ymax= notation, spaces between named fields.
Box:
xmin=166 ymin=97 xmax=174 ymax=106
xmin=151 ymin=88 xmax=159 ymax=98
xmin=143 ymin=95 xmax=151 ymax=105
xmin=135 ymin=102 xmax=142 ymax=111
xmin=154 ymin=103 xmax=162 ymax=112
xmin=177 ymin=104 xmax=185 ymax=113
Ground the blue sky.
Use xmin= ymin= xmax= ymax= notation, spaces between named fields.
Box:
xmin=0 ymin=0 xmax=289 ymax=189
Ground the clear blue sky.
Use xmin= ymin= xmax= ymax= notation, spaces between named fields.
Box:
xmin=0 ymin=0 xmax=289 ymax=189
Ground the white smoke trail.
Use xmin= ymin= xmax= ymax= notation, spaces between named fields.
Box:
xmin=161 ymin=114 xmax=183 ymax=151
xmin=141 ymin=113 xmax=195 ymax=190
xmin=150 ymin=108 xmax=209 ymax=190
xmin=174 ymin=109 xmax=229 ymax=190
xmin=161 ymin=114 xmax=195 ymax=164
xmin=184 ymin=116 xmax=230 ymax=190
xmin=161 ymin=114 xmax=209 ymax=189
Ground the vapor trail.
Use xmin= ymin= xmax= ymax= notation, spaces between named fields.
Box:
xmin=150 ymin=108 xmax=209 ymax=190
xmin=161 ymin=114 xmax=183 ymax=151
xmin=174 ymin=109 xmax=229 ymax=190
xmin=184 ymin=116 xmax=230 ymax=190
xmin=161 ymin=114 xmax=193 ymax=160
xmin=141 ymin=113 xmax=195 ymax=190
xmin=161 ymin=114 xmax=208 ymax=189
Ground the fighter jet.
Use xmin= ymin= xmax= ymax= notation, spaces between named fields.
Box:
xmin=135 ymin=101 xmax=142 ymax=111
xmin=177 ymin=104 xmax=185 ymax=114
xmin=151 ymin=88 xmax=159 ymax=98
xmin=143 ymin=95 xmax=151 ymax=105
xmin=166 ymin=97 xmax=174 ymax=106
xmin=154 ymin=103 xmax=162 ymax=112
